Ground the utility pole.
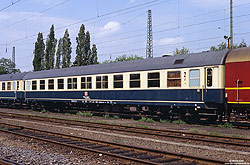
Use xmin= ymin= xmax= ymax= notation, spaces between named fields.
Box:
xmin=146 ymin=10 xmax=153 ymax=58
xmin=230 ymin=0 xmax=233 ymax=49
xmin=12 ymin=46 xmax=15 ymax=64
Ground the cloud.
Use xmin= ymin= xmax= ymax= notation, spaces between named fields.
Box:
xmin=155 ymin=37 xmax=184 ymax=46
xmin=93 ymin=21 xmax=121 ymax=38
xmin=129 ymin=0 xmax=135 ymax=3
xmin=103 ymin=21 xmax=121 ymax=31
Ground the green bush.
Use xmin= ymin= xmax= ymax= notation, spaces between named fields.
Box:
xmin=218 ymin=122 xmax=233 ymax=129
xmin=139 ymin=117 xmax=147 ymax=122
xmin=113 ymin=115 xmax=119 ymax=119
xmin=160 ymin=119 xmax=171 ymax=123
xmin=172 ymin=119 xmax=186 ymax=124
xmin=103 ymin=114 xmax=110 ymax=119
xmin=83 ymin=112 xmax=93 ymax=117
xmin=145 ymin=118 xmax=154 ymax=123
xmin=76 ymin=111 xmax=84 ymax=116
xmin=41 ymin=109 xmax=46 ymax=113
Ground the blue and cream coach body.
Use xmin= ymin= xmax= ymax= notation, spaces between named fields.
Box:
xmin=0 ymin=50 xmax=229 ymax=115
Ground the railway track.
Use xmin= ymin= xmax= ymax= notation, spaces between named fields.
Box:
xmin=1 ymin=111 xmax=250 ymax=148
xmin=0 ymin=158 xmax=23 ymax=165
xmin=0 ymin=123 xmax=227 ymax=165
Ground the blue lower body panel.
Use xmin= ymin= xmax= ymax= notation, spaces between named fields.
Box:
xmin=25 ymin=89 xmax=225 ymax=108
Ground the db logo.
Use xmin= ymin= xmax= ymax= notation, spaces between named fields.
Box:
xmin=84 ymin=92 xmax=88 ymax=96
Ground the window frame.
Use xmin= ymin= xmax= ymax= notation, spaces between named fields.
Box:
xmin=48 ymin=79 xmax=54 ymax=90
xmin=2 ymin=82 xmax=5 ymax=90
xmin=130 ymin=73 xmax=140 ymax=88
xmin=40 ymin=80 xmax=45 ymax=90
xmin=113 ymin=74 xmax=123 ymax=89
xmin=148 ymin=72 xmax=160 ymax=88
xmin=32 ymin=80 xmax=37 ymax=90
xmin=81 ymin=77 xmax=92 ymax=89
xmin=96 ymin=75 xmax=108 ymax=89
xmin=67 ymin=78 xmax=77 ymax=90
xmin=57 ymin=79 xmax=64 ymax=90
xmin=167 ymin=71 xmax=181 ymax=87
xmin=7 ymin=82 xmax=11 ymax=90
xmin=189 ymin=69 xmax=200 ymax=87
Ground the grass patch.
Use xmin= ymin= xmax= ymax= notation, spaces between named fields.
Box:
xmin=160 ymin=119 xmax=171 ymax=123
xmin=145 ymin=118 xmax=154 ymax=123
xmin=139 ymin=117 xmax=147 ymax=122
xmin=0 ymin=126 xmax=9 ymax=131
xmin=172 ymin=119 xmax=186 ymax=124
xmin=64 ymin=113 xmax=71 ymax=115
xmin=218 ymin=122 xmax=233 ymax=129
xmin=130 ymin=118 xmax=135 ymax=121
xmin=209 ymin=131 xmax=221 ymax=136
xmin=103 ymin=114 xmax=110 ymax=119
xmin=134 ymin=124 xmax=149 ymax=129
xmin=76 ymin=111 xmax=84 ymax=116
xmin=113 ymin=115 xmax=119 ymax=119
xmin=41 ymin=109 xmax=46 ymax=113
xmin=28 ymin=109 xmax=33 ymax=112
xmin=112 ymin=137 xmax=123 ymax=144
xmin=83 ymin=112 xmax=93 ymax=117
xmin=94 ymin=120 xmax=107 ymax=124
xmin=190 ymin=129 xmax=199 ymax=133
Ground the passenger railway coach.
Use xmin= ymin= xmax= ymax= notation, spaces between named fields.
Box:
xmin=0 ymin=47 xmax=250 ymax=122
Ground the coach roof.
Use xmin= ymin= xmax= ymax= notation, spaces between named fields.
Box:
xmin=0 ymin=72 xmax=28 ymax=81
xmin=22 ymin=49 xmax=229 ymax=80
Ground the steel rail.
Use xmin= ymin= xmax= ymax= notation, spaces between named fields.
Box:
xmin=0 ymin=123 xmax=227 ymax=165
xmin=0 ymin=158 xmax=23 ymax=165
xmin=1 ymin=111 xmax=250 ymax=148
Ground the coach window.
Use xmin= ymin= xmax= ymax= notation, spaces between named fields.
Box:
xmin=207 ymin=68 xmax=213 ymax=87
xmin=26 ymin=81 xmax=30 ymax=90
xmin=48 ymin=79 xmax=54 ymax=90
xmin=13 ymin=82 xmax=16 ymax=90
xmin=32 ymin=81 xmax=37 ymax=90
xmin=190 ymin=70 xmax=200 ymax=87
xmin=96 ymin=76 xmax=108 ymax=89
xmin=130 ymin=73 xmax=140 ymax=88
xmin=17 ymin=81 xmax=19 ymax=90
xmin=40 ymin=80 xmax=45 ymax=90
xmin=67 ymin=78 xmax=77 ymax=89
xmin=167 ymin=71 xmax=181 ymax=87
xmin=58 ymin=79 xmax=64 ymax=89
xmin=7 ymin=82 xmax=11 ymax=90
xmin=2 ymin=82 xmax=5 ymax=90
xmin=114 ymin=75 xmax=123 ymax=88
xmin=148 ymin=72 xmax=160 ymax=88
xmin=81 ymin=77 xmax=92 ymax=89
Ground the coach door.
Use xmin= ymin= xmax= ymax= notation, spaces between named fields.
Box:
xmin=204 ymin=68 xmax=213 ymax=102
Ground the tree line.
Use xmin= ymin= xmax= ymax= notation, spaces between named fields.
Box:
xmin=33 ymin=24 xmax=98 ymax=71
xmin=173 ymin=40 xmax=248 ymax=55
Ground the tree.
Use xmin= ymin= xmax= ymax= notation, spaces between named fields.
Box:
xmin=33 ymin=32 xmax=45 ymax=71
xmin=55 ymin=38 xmax=63 ymax=69
xmin=173 ymin=47 xmax=190 ymax=55
xmin=90 ymin=44 xmax=98 ymax=64
xmin=84 ymin=31 xmax=91 ymax=65
xmin=62 ymin=29 xmax=72 ymax=68
xmin=0 ymin=58 xmax=20 ymax=75
xmin=45 ymin=25 xmax=57 ymax=70
xmin=210 ymin=40 xmax=248 ymax=51
xmin=102 ymin=54 xmax=143 ymax=63
xmin=74 ymin=24 xmax=85 ymax=66
xmin=237 ymin=39 xmax=247 ymax=48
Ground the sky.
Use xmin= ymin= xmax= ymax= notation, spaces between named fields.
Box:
xmin=0 ymin=0 xmax=250 ymax=72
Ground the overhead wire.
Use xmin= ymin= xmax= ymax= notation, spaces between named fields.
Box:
xmin=0 ymin=0 xmax=172 ymax=46
xmin=0 ymin=0 xmax=21 ymax=12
